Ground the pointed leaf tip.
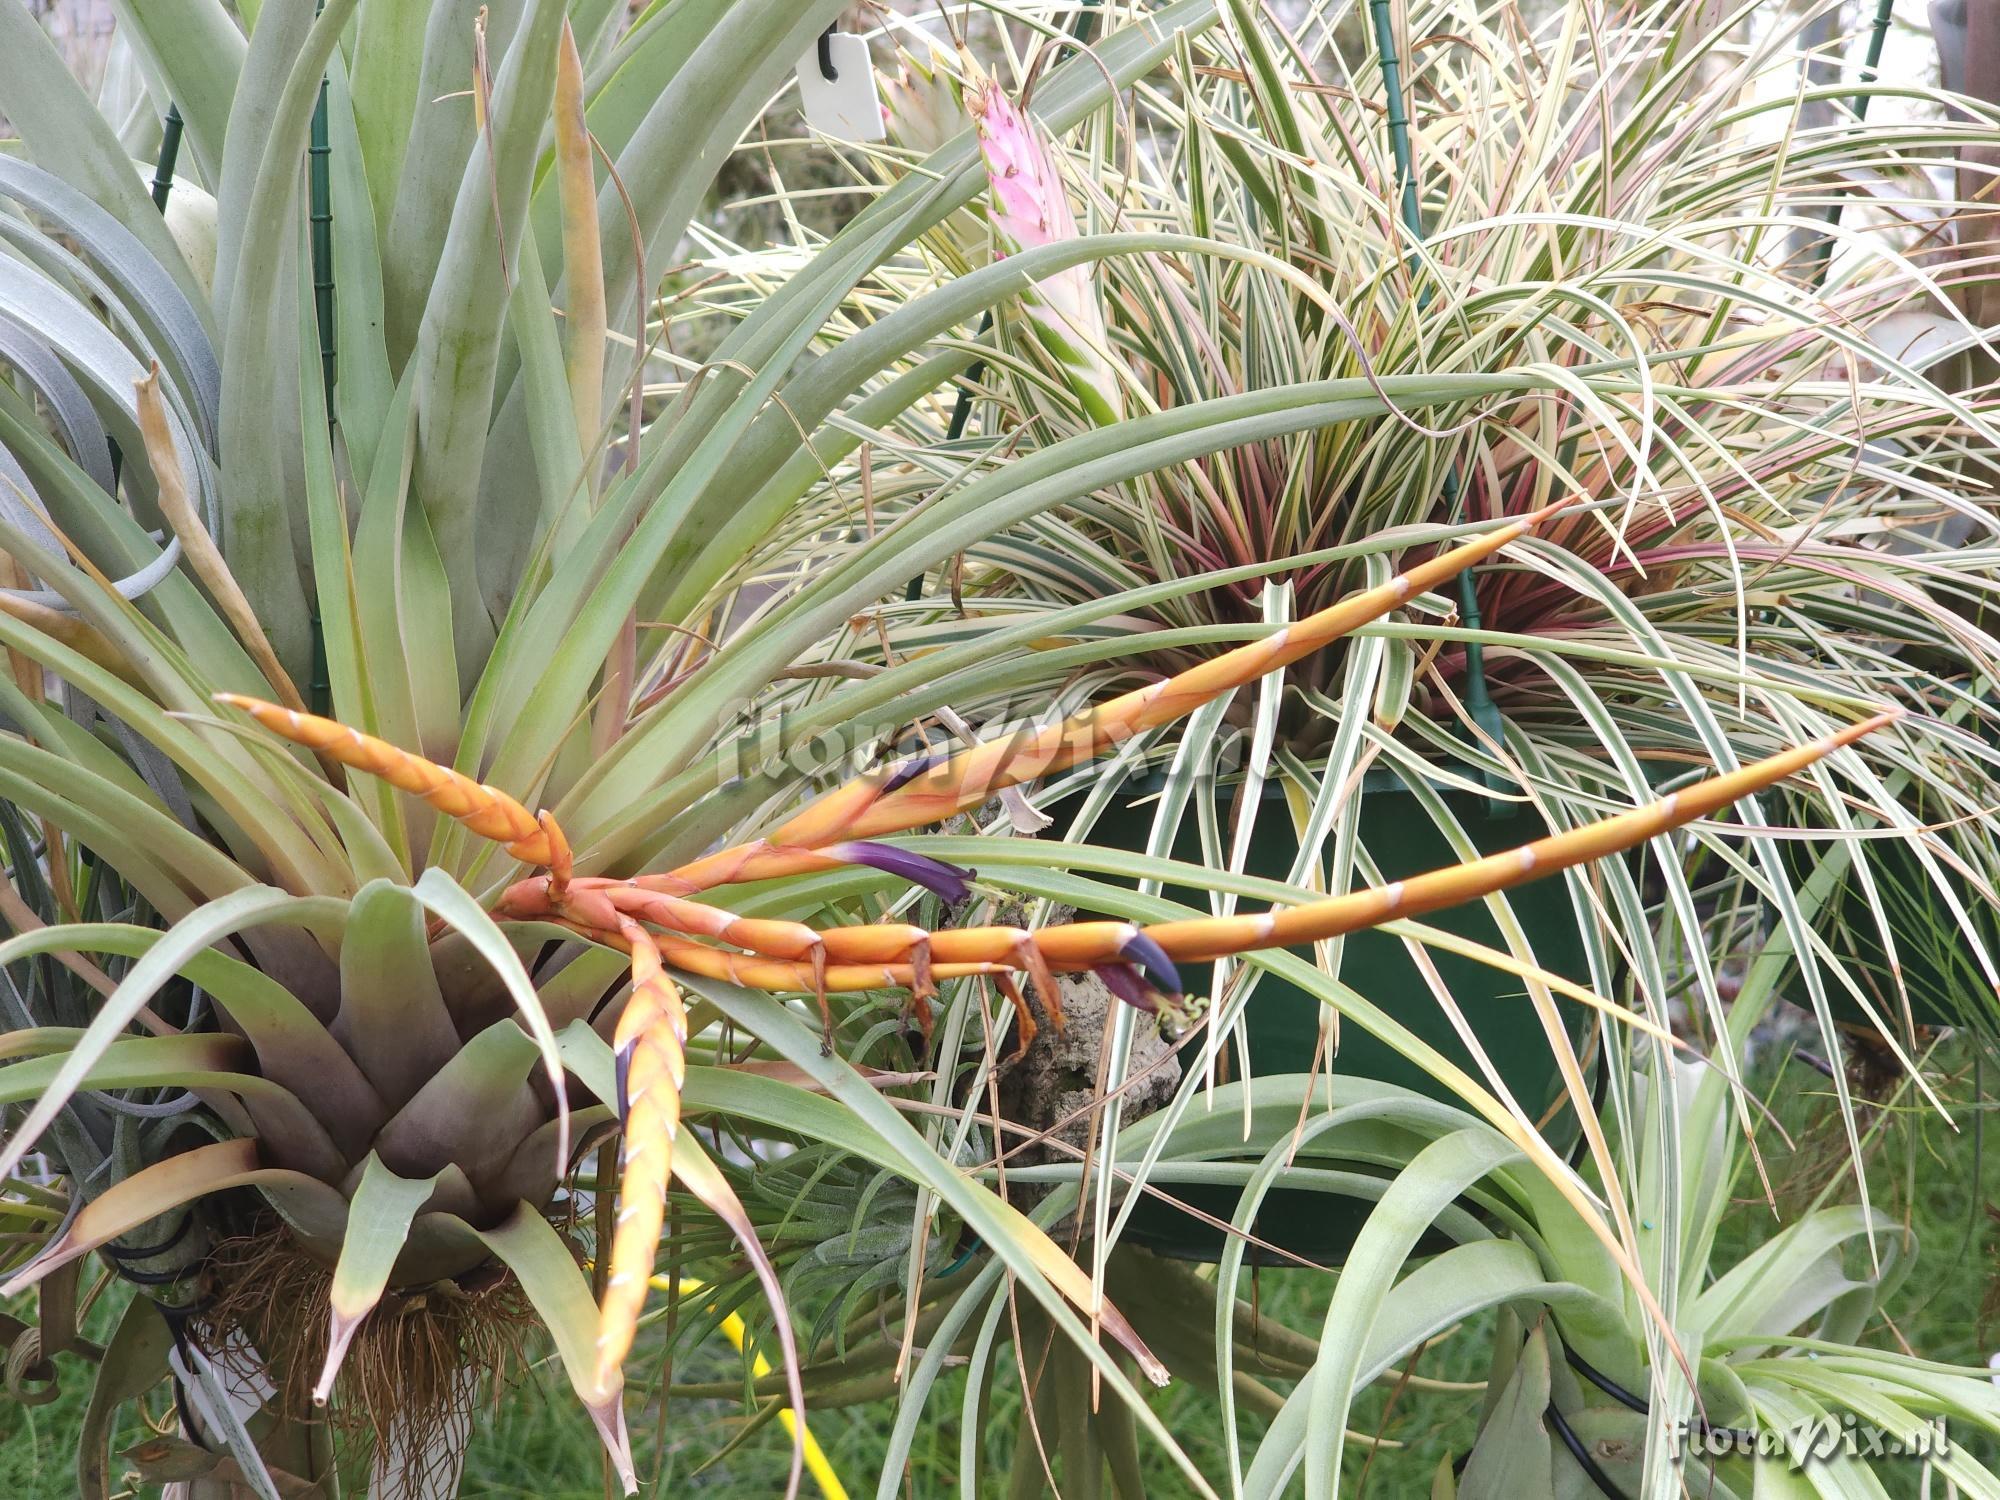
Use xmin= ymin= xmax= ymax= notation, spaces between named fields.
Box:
xmin=312 ymin=1311 xmax=361 ymax=1406
xmin=1523 ymin=495 xmax=1583 ymax=528
xmin=315 ymin=1156 xmax=440 ymax=1407
xmin=586 ymin=1392 xmax=637 ymax=1495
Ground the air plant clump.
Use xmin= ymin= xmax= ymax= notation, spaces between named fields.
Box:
xmin=915 ymin=8 xmax=2000 ymax=717
xmin=829 ymin=2 xmax=2000 ymax=1090
xmin=6 ymin=492 xmax=1881 ymax=1488
xmin=0 ymin=2 xmax=1986 ymax=1494
xmin=3 ymin=4 xmax=1287 ymax=1486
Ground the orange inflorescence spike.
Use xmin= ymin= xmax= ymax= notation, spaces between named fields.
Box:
xmin=744 ymin=505 xmax=1569 ymax=861
xmin=601 ymin=885 xmax=825 ymax=963
xmin=558 ymin=711 xmax=1894 ymax=1005
xmin=804 ymin=712 xmax=1900 ymax=979
xmin=646 ymin=930 xmax=999 ymax=994
xmin=1130 ymin=712 xmax=1901 ymax=963
xmin=596 ymin=921 xmax=690 ymax=1387
xmin=493 ymin=715 xmax=1896 ymax=1017
xmin=215 ymin=694 xmax=563 ymax=868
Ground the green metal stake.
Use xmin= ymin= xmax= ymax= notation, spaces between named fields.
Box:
xmin=120 ymin=103 xmax=194 ymax=488
xmin=1072 ymin=0 xmax=1102 ymax=47
xmin=308 ymin=28 xmax=336 ymax=432
xmin=1367 ymin=0 xmax=1508 ymax=793
xmin=149 ymin=104 xmax=184 ymax=212
xmin=142 ymin=74 xmax=331 ymax=710
xmin=1370 ymin=0 xmax=1422 ymax=268
xmin=1809 ymin=0 xmax=1896 ymax=288
xmin=306 ymin=1 xmax=334 ymax=712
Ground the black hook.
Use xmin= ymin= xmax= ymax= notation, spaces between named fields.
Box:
xmin=817 ymin=25 xmax=839 ymax=82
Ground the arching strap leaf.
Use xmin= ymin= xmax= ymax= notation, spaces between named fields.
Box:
xmin=413 ymin=867 xmax=570 ymax=1174
xmin=335 ymin=880 xmax=461 ymax=1113
xmin=449 ymin=1205 xmax=635 ymax=1494
xmin=314 ymin=1155 xmax=448 ymax=1404
xmin=0 ymin=921 xmax=384 ymax=1156
xmin=370 ymin=1018 xmax=544 ymax=1191
xmin=0 ymin=1032 xmax=251 ymax=1104
xmin=674 ymin=1134 xmax=806 ymax=1500
xmin=0 ymin=1031 xmax=345 ymax=1179
xmin=78 ymin=1293 xmax=174 ymax=1500
xmin=0 ymin=1140 xmax=349 ymax=1296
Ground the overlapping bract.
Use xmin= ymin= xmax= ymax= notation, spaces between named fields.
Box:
xmin=968 ymin=72 xmax=1124 ymax=426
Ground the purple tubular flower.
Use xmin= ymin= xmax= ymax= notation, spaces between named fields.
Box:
xmin=1119 ymin=930 xmax=1183 ymax=1001
xmin=613 ymin=1044 xmax=633 ymax=1124
xmin=881 ymin=752 xmax=941 ymax=794
xmin=1093 ymin=963 xmax=1159 ymax=1013
xmin=830 ymin=841 xmax=975 ymax=905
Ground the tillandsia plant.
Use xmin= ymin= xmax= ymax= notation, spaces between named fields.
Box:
xmin=1082 ymin=929 xmax=2000 ymax=1498
xmin=602 ymin=3 xmax=2000 ymax=1486
xmin=1405 ymin=937 xmax=2000 ymax=1500
xmin=195 ymin=552 xmax=1887 ymax=1482
xmin=0 ymin=2 xmax=1958 ymax=1498
xmin=0 ymin=0 xmax=1299 ymax=1489
xmin=831 ymin=0 xmax=2000 ymax=1239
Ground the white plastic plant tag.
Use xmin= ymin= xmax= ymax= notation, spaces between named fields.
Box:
xmin=796 ymin=32 xmax=885 ymax=141
xmin=169 ymin=1333 xmax=285 ymax=1500
xmin=168 ymin=1324 xmax=274 ymax=1429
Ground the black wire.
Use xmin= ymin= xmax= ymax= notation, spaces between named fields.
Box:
xmin=944 ymin=342 xmax=991 ymax=444
xmin=171 ymin=1367 xmax=207 ymax=1449
xmin=156 ymin=1287 xmax=214 ymax=1322
xmin=107 ymin=1261 xmax=189 ymax=1287
xmin=1563 ymin=1342 xmax=1647 ymax=1414
xmin=100 ymin=1210 xmax=193 ymax=1262
xmin=817 ymin=25 xmax=839 ymax=81
xmin=1549 ymin=1400 xmax=1628 ymax=1499
xmin=1561 ymin=1332 xmax=1758 ymax=1443
xmin=158 ymin=1302 xmax=214 ymax=1451
xmin=1552 ymin=1336 xmax=1760 ymax=1472
xmin=1447 ymin=1335 xmax=1639 ymax=1489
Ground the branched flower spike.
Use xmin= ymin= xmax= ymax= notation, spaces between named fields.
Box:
xmin=224 ymin=513 xmax=1902 ymax=1395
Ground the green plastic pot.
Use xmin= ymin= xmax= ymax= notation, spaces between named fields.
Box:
xmin=1064 ymin=766 xmax=1595 ymax=1264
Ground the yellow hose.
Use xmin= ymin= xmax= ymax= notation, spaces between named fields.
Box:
xmin=656 ymin=1274 xmax=849 ymax=1500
